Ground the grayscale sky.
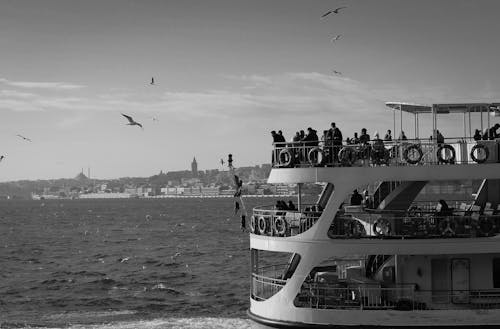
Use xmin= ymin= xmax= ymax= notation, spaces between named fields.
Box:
xmin=1 ymin=0 xmax=499 ymax=181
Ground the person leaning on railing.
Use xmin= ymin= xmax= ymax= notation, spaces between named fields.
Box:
xmin=271 ymin=130 xmax=285 ymax=165
xmin=301 ymin=128 xmax=319 ymax=165
xmin=488 ymin=123 xmax=500 ymax=140
xmin=277 ymin=130 xmax=286 ymax=146
xmin=436 ymin=130 xmax=445 ymax=145
xmin=473 ymin=129 xmax=482 ymax=141
xmin=371 ymin=132 xmax=386 ymax=165
xmin=384 ymin=129 xmax=392 ymax=141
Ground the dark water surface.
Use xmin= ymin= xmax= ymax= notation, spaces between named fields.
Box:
xmin=0 ymin=198 xmax=276 ymax=328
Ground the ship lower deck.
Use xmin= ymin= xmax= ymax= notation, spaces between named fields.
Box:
xmin=248 ymin=308 xmax=500 ymax=328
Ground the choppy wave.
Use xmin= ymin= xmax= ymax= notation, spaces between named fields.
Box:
xmin=1 ymin=317 xmax=252 ymax=329
xmin=0 ymin=198 xmax=295 ymax=327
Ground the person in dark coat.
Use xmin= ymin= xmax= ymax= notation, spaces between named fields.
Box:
xmin=359 ymin=128 xmax=370 ymax=144
xmin=488 ymin=124 xmax=500 ymax=140
xmin=436 ymin=130 xmax=445 ymax=144
xmin=436 ymin=199 xmax=452 ymax=216
xmin=384 ymin=130 xmax=392 ymax=141
xmin=271 ymin=130 xmax=279 ymax=144
xmin=352 ymin=132 xmax=360 ymax=144
xmin=277 ymin=130 xmax=286 ymax=146
xmin=350 ymin=189 xmax=363 ymax=206
xmin=276 ymin=130 xmax=286 ymax=147
xmin=473 ymin=129 xmax=482 ymax=141
xmin=303 ymin=127 xmax=319 ymax=146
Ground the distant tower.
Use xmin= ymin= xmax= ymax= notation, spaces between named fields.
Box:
xmin=191 ymin=157 xmax=198 ymax=177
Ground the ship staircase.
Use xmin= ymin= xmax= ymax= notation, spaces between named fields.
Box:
xmin=372 ymin=181 xmax=401 ymax=209
xmin=473 ymin=179 xmax=500 ymax=210
xmin=365 ymin=254 xmax=392 ymax=278
xmin=366 ymin=181 xmax=427 ymax=279
xmin=376 ymin=181 xmax=427 ymax=210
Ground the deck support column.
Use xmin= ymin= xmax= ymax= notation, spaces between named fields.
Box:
xmin=297 ymin=183 xmax=302 ymax=212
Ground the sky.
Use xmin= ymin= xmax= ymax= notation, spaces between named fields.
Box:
xmin=0 ymin=0 xmax=499 ymax=181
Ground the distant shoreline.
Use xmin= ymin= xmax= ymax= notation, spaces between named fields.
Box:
xmin=30 ymin=194 xmax=295 ymax=200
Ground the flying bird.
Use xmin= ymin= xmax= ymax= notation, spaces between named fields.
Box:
xmin=333 ymin=70 xmax=342 ymax=76
xmin=331 ymin=34 xmax=342 ymax=43
xmin=321 ymin=6 xmax=347 ymax=18
xmin=121 ymin=113 xmax=143 ymax=129
xmin=220 ymin=159 xmax=224 ymax=166
xmin=152 ymin=117 xmax=159 ymax=122
xmin=150 ymin=77 xmax=155 ymax=85
xmin=0 ymin=155 xmax=4 ymax=162
xmin=16 ymin=134 xmax=32 ymax=142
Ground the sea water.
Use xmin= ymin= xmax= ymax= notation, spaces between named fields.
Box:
xmin=0 ymin=197 xmax=282 ymax=328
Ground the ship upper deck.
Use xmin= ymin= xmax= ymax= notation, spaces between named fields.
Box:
xmin=271 ymin=101 xmax=500 ymax=172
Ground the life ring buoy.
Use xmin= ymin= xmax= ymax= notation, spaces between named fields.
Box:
xmin=470 ymin=144 xmax=489 ymax=164
xmin=438 ymin=218 xmax=456 ymax=237
xmin=403 ymin=144 xmax=423 ymax=165
xmin=338 ymin=147 xmax=356 ymax=165
xmin=307 ymin=147 xmax=324 ymax=166
xmin=373 ymin=218 xmax=391 ymax=236
xmin=258 ymin=216 xmax=267 ymax=235
xmin=274 ymin=216 xmax=287 ymax=236
xmin=437 ymin=144 xmax=456 ymax=164
xmin=278 ymin=148 xmax=293 ymax=167
xmin=250 ymin=216 xmax=257 ymax=233
xmin=346 ymin=220 xmax=365 ymax=237
xmin=477 ymin=217 xmax=496 ymax=236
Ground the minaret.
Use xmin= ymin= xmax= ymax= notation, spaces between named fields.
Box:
xmin=191 ymin=157 xmax=198 ymax=177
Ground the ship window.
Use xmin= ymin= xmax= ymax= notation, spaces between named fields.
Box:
xmin=493 ymin=258 xmax=500 ymax=288
xmin=294 ymin=257 xmax=365 ymax=308
xmin=250 ymin=249 xmax=300 ymax=301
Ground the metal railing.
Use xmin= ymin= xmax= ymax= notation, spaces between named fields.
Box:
xmin=254 ymin=263 xmax=290 ymax=278
xmin=251 ymin=273 xmax=287 ymax=301
xmin=294 ymin=284 xmax=500 ymax=310
xmin=252 ymin=204 xmax=322 ymax=237
xmin=328 ymin=209 xmax=500 ymax=239
xmin=272 ymin=139 xmax=499 ymax=168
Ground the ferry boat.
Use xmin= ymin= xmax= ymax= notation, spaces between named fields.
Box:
xmin=248 ymin=102 xmax=500 ymax=328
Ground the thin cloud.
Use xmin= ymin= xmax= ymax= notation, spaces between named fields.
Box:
xmin=0 ymin=78 xmax=85 ymax=90
xmin=0 ymin=72 xmax=458 ymax=127
xmin=0 ymin=89 xmax=37 ymax=98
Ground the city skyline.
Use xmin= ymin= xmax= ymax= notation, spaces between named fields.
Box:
xmin=1 ymin=0 xmax=500 ymax=182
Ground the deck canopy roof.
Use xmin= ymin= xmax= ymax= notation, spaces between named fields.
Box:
xmin=386 ymin=102 xmax=500 ymax=114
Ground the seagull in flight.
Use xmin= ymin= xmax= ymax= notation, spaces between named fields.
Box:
xmin=331 ymin=34 xmax=342 ymax=43
xmin=333 ymin=70 xmax=342 ymax=75
xmin=220 ymin=158 xmax=224 ymax=166
xmin=16 ymin=134 xmax=32 ymax=142
xmin=321 ymin=6 xmax=347 ymax=18
xmin=150 ymin=77 xmax=155 ymax=85
xmin=0 ymin=155 xmax=4 ymax=163
xmin=121 ymin=113 xmax=143 ymax=129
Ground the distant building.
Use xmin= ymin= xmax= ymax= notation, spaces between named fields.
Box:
xmin=191 ymin=157 xmax=198 ymax=177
